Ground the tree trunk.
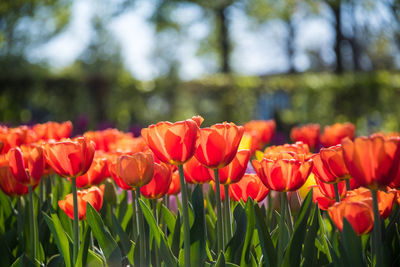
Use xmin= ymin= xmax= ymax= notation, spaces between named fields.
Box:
xmin=329 ymin=0 xmax=343 ymax=74
xmin=217 ymin=6 xmax=230 ymax=73
xmin=287 ymin=19 xmax=296 ymax=73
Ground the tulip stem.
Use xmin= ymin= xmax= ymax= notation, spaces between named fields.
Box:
xmin=286 ymin=194 xmax=294 ymax=235
xmin=28 ymin=186 xmax=36 ymax=262
xmin=333 ymin=183 xmax=340 ymax=202
xmin=71 ymin=177 xmax=79 ymax=264
xmin=223 ymin=185 xmax=232 ymax=244
xmin=278 ymin=192 xmax=288 ymax=267
xmin=213 ymin=169 xmax=224 ymax=253
xmin=136 ymin=187 xmax=146 ymax=266
xmin=152 ymin=200 xmax=161 ymax=267
xmin=131 ymin=190 xmax=138 ymax=241
xmin=17 ymin=197 xmax=24 ymax=254
xmin=371 ymin=189 xmax=383 ymax=267
xmin=345 ymin=179 xmax=351 ymax=191
xmin=178 ymin=164 xmax=191 ymax=267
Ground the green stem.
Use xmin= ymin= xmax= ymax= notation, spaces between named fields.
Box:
xmin=17 ymin=197 xmax=24 ymax=253
xmin=178 ymin=164 xmax=191 ymax=267
xmin=152 ymin=200 xmax=161 ymax=267
xmin=71 ymin=177 xmax=79 ymax=264
xmin=39 ymin=178 xmax=44 ymax=209
xmin=223 ymin=185 xmax=232 ymax=244
xmin=277 ymin=192 xmax=287 ymax=267
xmin=136 ymin=187 xmax=146 ymax=266
xmin=345 ymin=179 xmax=351 ymax=191
xmin=213 ymin=169 xmax=224 ymax=253
xmin=333 ymin=183 xmax=340 ymax=202
xmin=28 ymin=186 xmax=36 ymax=262
xmin=371 ymin=189 xmax=383 ymax=267
xmin=286 ymin=194 xmax=294 ymax=235
xmin=131 ymin=190 xmax=138 ymax=241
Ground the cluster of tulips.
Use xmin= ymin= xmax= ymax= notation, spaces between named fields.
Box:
xmin=0 ymin=118 xmax=400 ymax=267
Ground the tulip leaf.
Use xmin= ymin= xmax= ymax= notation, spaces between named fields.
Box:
xmin=301 ymin=205 xmax=319 ymax=267
xmin=171 ymin=211 xmax=181 ymax=257
xmin=282 ymin=189 xmax=313 ymax=267
xmin=225 ymin=203 xmax=246 ymax=264
xmin=86 ymin=203 xmax=122 ymax=267
xmin=214 ymin=251 xmax=226 ymax=267
xmin=240 ymin=198 xmax=256 ymax=267
xmin=161 ymin=204 xmax=177 ymax=233
xmin=341 ymin=218 xmax=365 ymax=267
xmin=75 ymin=223 xmax=91 ymax=267
xmin=126 ymin=241 xmax=135 ymax=266
xmin=190 ymin=185 xmax=207 ymax=266
xmin=254 ymin=204 xmax=276 ymax=267
xmin=139 ymin=199 xmax=178 ymax=267
xmin=11 ymin=253 xmax=36 ymax=267
xmin=205 ymin=214 xmax=216 ymax=250
xmin=43 ymin=212 xmax=72 ymax=267
xmin=112 ymin=213 xmax=131 ymax=257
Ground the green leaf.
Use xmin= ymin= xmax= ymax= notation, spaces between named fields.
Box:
xmin=214 ymin=251 xmax=225 ymax=267
xmin=43 ymin=212 xmax=71 ymax=267
xmin=86 ymin=203 xmax=122 ymax=267
xmin=225 ymin=203 xmax=246 ymax=264
xmin=240 ymin=198 xmax=256 ymax=267
xmin=301 ymin=205 xmax=319 ymax=267
xmin=112 ymin=213 xmax=132 ymax=256
xmin=11 ymin=253 xmax=36 ymax=267
xmin=75 ymin=223 xmax=91 ymax=267
xmin=254 ymin=204 xmax=276 ymax=267
xmin=189 ymin=185 xmax=207 ymax=266
xmin=139 ymin=199 xmax=178 ymax=267
xmin=86 ymin=250 xmax=105 ymax=267
xmin=282 ymin=189 xmax=313 ymax=267
xmin=341 ymin=218 xmax=365 ymax=267
xmin=317 ymin=207 xmax=332 ymax=262
xmin=161 ymin=204 xmax=177 ymax=233
xmin=171 ymin=211 xmax=181 ymax=257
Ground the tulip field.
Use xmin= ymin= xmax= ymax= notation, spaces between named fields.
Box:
xmin=1 ymin=118 xmax=400 ymax=267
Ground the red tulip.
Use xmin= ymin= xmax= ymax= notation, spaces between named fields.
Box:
xmin=58 ymin=186 xmax=104 ymax=220
xmin=43 ymin=137 xmax=95 ymax=178
xmin=116 ymin=152 xmax=154 ymax=188
xmin=229 ymin=174 xmax=269 ymax=202
xmin=76 ymin=156 xmax=107 ymax=188
xmin=141 ymin=163 xmax=172 ymax=199
xmin=264 ymin=141 xmax=310 ymax=156
xmin=0 ymin=126 xmax=38 ymax=153
xmin=253 ymin=152 xmax=313 ymax=192
xmin=183 ymin=156 xmax=212 ymax=184
xmin=109 ymin=157 xmax=132 ymax=190
xmin=290 ymin=124 xmax=320 ymax=150
xmin=311 ymin=178 xmax=347 ymax=210
xmin=320 ymin=145 xmax=349 ymax=180
xmin=33 ymin=121 xmax=72 ymax=141
xmin=342 ymin=135 xmax=400 ymax=189
xmin=167 ymin=170 xmax=181 ymax=195
xmin=8 ymin=145 xmax=44 ymax=186
xmin=0 ymin=165 xmax=29 ymax=196
xmin=328 ymin=200 xmax=374 ymax=235
xmin=311 ymin=185 xmax=336 ymax=210
xmin=211 ymin=150 xmax=250 ymax=185
xmin=195 ymin=122 xmax=244 ymax=169
xmin=141 ymin=116 xmax=203 ymax=165
xmin=312 ymin=153 xmax=336 ymax=184
xmin=320 ymin=122 xmax=355 ymax=147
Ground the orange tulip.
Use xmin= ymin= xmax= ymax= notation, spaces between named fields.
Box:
xmin=328 ymin=200 xmax=374 ymax=235
xmin=167 ymin=170 xmax=181 ymax=195
xmin=311 ymin=185 xmax=336 ymax=210
xmin=0 ymin=165 xmax=29 ymax=196
xmin=195 ymin=122 xmax=244 ymax=169
xmin=141 ymin=163 xmax=172 ymax=199
xmin=76 ymin=156 xmax=107 ymax=188
xmin=109 ymin=157 xmax=132 ymax=190
xmin=8 ymin=145 xmax=44 ymax=186
xmin=211 ymin=150 xmax=250 ymax=185
xmin=312 ymin=153 xmax=336 ymax=184
xmin=43 ymin=137 xmax=95 ymax=178
xmin=311 ymin=178 xmax=347 ymax=210
xmin=320 ymin=122 xmax=355 ymax=147
xmin=253 ymin=153 xmax=313 ymax=192
xmin=342 ymin=135 xmax=400 ymax=189
xmin=0 ymin=126 xmax=38 ymax=153
xmin=33 ymin=121 xmax=72 ymax=141
xmin=345 ymin=187 xmax=396 ymax=219
xmin=320 ymin=145 xmax=349 ymax=180
xmin=229 ymin=174 xmax=269 ymax=202
xmin=183 ymin=156 xmax=212 ymax=184
xmin=264 ymin=141 xmax=310 ymax=156
xmin=141 ymin=116 xmax=203 ymax=165
xmin=290 ymin=124 xmax=320 ymax=150
xmin=116 ymin=152 xmax=154 ymax=188
xmin=244 ymin=120 xmax=275 ymax=149
xmin=58 ymin=186 xmax=104 ymax=220
xmin=84 ymin=128 xmax=127 ymax=152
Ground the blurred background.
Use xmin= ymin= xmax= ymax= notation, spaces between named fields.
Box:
xmin=1 ymin=0 xmax=400 ymax=136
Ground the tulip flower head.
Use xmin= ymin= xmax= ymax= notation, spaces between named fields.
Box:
xmin=58 ymin=186 xmax=104 ymax=220
xmin=211 ymin=149 xmax=250 ymax=185
xmin=0 ymin=165 xmax=29 ymax=196
xmin=141 ymin=162 xmax=172 ymax=199
xmin=43 ymin=137 xmax=95 ymax=178
xmin=33 ymin=121 xmax=73 ymax=141
xmin=195 ymin=122 xmax=244 ymax=169
xmin=141 ymin=116 xmax=203 ymax=165
xmin=243 ymin=120 xmax=275 ymax=150
xmin=183 ymin=156 xmax=213 ymax=184
xmin=116 ymin=152 xmax=155 ymax=188
xmin=290 ymin=124 xmax=320 ymax=150
xmin=167 ymin=170 xmax=181 ymax=195
xmin=320 ymin=122 xmax=355 ymax=147
xmin=229 ymin=173 xmax=269 ymax=202
xmin=76 ymin=156 xmax=107 ymax=188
